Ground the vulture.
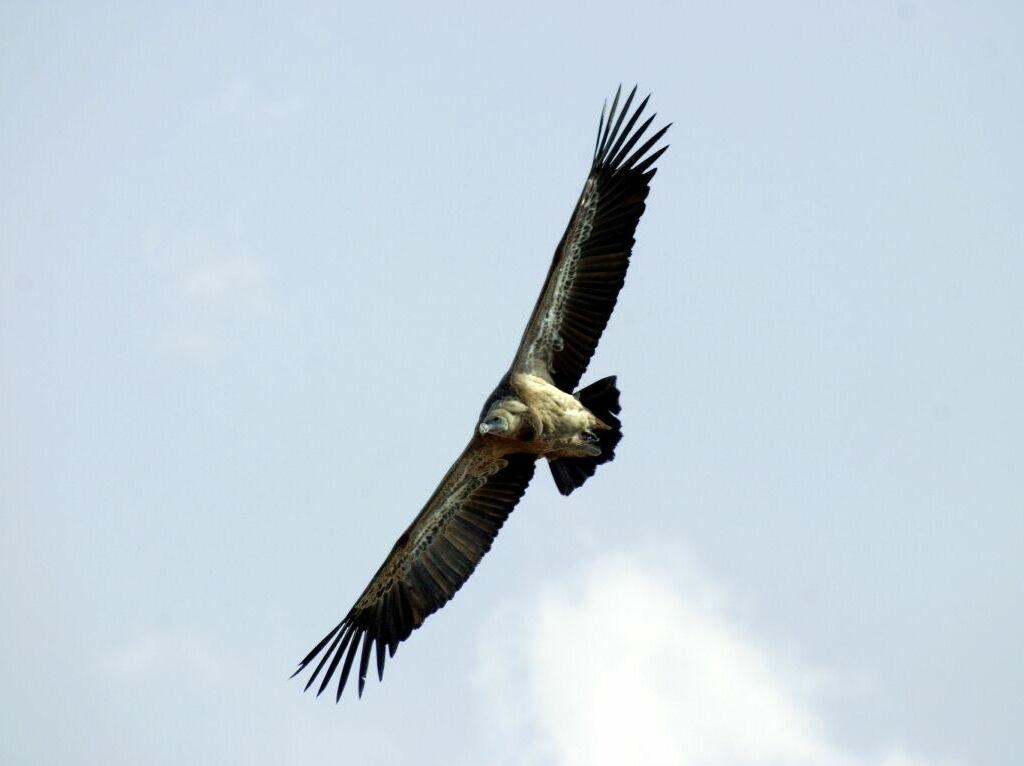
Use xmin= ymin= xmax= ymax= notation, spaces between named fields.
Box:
xmin=294 ymin=86 xmax=669 ymax=700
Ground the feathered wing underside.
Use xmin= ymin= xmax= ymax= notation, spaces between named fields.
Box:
xmin=513 ymin=86 xmax=670 ymax=392
xmin=293 ymin=441 xmax=536 ymax=700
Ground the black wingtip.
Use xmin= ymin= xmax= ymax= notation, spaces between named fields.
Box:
xmin=316 ymin=623 xmax=356 ymax=696
xmin=301 ymin=623 xmax=348 ymax=693
xmin=294 ymin=620 xmax=344 ymax=672
xmin=357 ymin=630 xmax=374 ymax=697
xmin=375 ymin=639 xmax=386 ymax=682
xmin=592 ymin=85 xmax=670 ymax=174
xmin=335 ymin=628 xmax=363 ymax=702
xmin=596 ymin=86 xmax=623 ymax=162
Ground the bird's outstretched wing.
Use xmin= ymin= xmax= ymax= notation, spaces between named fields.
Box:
xmin=512 ymin=86 xmax=670 ymax=392
xmin=293 ymin=440 xmax=536 ymax=699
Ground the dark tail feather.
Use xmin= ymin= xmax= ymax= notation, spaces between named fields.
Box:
xmin=549 ymin=376 xmax=623 ymax=496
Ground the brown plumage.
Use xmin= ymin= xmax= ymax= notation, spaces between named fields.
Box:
xmin=293 ymin=86 xmax=668 ymax=700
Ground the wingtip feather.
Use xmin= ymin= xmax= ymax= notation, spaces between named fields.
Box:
xmin=336 ymin=629 xmax=363 ymax=702
xmin=357 ymin=629 xmax=374 ymax=697
xmin=376 ymin=639 xmax=386 ymax=682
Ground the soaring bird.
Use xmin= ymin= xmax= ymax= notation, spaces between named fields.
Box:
xmin=294 ymin=86 xmax=669 ymax=700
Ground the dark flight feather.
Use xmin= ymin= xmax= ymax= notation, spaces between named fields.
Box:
xmin=293 ymin=444 xmax=536 ymax=699
xmin=512 ymin=86 xmax=670 ymax=392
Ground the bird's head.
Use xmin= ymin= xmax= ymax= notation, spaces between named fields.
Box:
xmin=478 ymin=414 xmax=510 ymax=436
xmin=478 ymin=397 xmax=527 ymax=438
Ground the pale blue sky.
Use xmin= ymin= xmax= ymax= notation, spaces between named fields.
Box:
xmin=2 ymin=2 xmax=1022 ymax=765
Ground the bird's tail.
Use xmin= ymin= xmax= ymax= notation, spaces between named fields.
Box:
xmin=548 ymin=376 xmax=622 ymax=496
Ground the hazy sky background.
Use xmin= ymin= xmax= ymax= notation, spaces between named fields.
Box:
xmin=2 ymin=2 xmax=1021 ymax=765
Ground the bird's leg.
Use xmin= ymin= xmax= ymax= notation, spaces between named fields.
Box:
xmin=547 ymin=431 xmax=601 ymax=458
xmin=577 ymin=431 xmax=602 ymax=457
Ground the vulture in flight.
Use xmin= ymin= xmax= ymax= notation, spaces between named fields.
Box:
xmin=294 ymin=86 xmax=669 ymax=700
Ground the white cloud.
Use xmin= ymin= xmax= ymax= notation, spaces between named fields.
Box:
xmin=472 ymin=550 xmax=954 ymax=766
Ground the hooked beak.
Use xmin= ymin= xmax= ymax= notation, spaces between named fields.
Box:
xmin=478 ymin=416 xmax=509 ymax=436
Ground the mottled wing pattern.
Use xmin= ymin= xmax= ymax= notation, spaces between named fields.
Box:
xmin=293 ymin=441 xmax=536 ymax=700
xmin=513 ymin=86 xmax=670 ymax=392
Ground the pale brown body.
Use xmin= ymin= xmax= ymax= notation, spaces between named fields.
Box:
xmin=478 ymin=373 xmax=608 ymax=458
